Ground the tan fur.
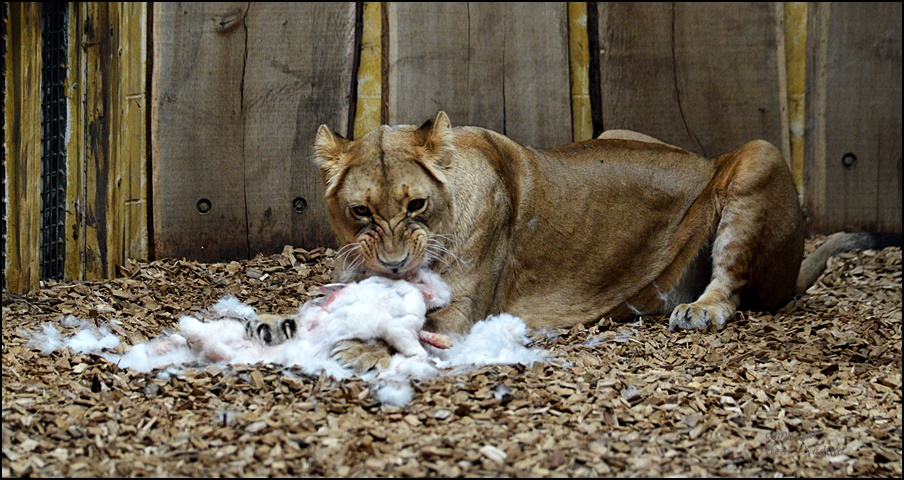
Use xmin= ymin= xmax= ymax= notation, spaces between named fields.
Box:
xmin=313 ymin=112 xmax=817 ymax=371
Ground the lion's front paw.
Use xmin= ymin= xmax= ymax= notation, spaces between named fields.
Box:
xmin=668 ymin=302 xmax=733 ymax=331
xmin=330 ymin=338 xmax=393 ymax=373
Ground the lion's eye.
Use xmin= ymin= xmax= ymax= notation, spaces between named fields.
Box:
xmin=351 ymin=205 xmax=372 ymax=218
xmin=407 ymin=198 xmax=427 ymax=214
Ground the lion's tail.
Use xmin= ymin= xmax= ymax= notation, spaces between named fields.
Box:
xmin=795 ymin=231 xmax=902 ymax=294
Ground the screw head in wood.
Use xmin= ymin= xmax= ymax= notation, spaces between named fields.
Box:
xmin=841 ymin=153 xmax=857 ymax=168
xmin=197 ymin=198 xmax=212 ymax=214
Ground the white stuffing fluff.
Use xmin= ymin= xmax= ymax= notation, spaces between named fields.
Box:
xmin=177 ymin=316 xmax=277 ymax=364
xmin=376 ymin=382 xmax=416 ymax=408
xmin=23 ymin=316 xmax=120 ymax=355
xmin=209 ymin=295 xmax=258 ymax=320
xmin=21 ymin=270 xmax=549 ymax=406
xmin=297 ymin=268 xmax=452 ymax=358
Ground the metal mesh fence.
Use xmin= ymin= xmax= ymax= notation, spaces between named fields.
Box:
xmin=40 ymin=2 xmax=68 ymax=281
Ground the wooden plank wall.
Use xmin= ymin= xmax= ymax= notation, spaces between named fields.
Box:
xmin=3 ymin=2 xmax=148 ymax=293
xmin=146 ymin=2 xmax=904 ymax=264
xmin=242 ymin=3 xmax=358 ymax=257
xmin=594 ymin=2 xmax=789 ymax=161
xmin=4 ymin=2 xmax=901 ymax=291
xmin=3 ymin=3 xmax=43 ymax=293
xmin=805 ymin=2 xmax=902 ymax=234
xmin=79 ymin=2 xmax=149 ymax=281
xmin=152 ymin=3 xmax=250 ymax=262
xmin=0 ymin=2 xmax=5 ymax=292
xmin=152 ymin=2 xmax=358 ymax=262
xmin=385 ymin=2 xmax=572 ymax=148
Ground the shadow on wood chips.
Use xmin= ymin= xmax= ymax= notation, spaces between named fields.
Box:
xmin=2 ymin=237 xmax=901 ymax=477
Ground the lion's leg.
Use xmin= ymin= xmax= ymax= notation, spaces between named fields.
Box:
xmin=668 ymin=202 xmax=753 ymax=330
xmin=669 ymin=140 xmax=804 ymax=330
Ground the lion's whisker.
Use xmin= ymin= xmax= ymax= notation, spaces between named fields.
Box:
xmin=336 ymin=242 xmax=360 ymax=258
xmin=334 ymin=243 xmax=366 ymax=275
xmin=424 ymin=250 xmax=452 ymax=269
xmin=336 ymin=243 xmax=361 ymax=262
xmin=424 ymin=241 xmax=461 ymax=268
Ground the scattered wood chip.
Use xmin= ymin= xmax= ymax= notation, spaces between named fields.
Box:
xmin=1 ymin=236 xmax=900 ymax=477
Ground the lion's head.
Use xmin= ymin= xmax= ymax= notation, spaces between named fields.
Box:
xmin=314 ymin=112 xmax=456 ymax=279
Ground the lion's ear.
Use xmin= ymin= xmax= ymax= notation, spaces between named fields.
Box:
xmin=314 ymin=124 xmax=350 ymax=195
xmin=417 ymin=111 xmax=454 ymax=182
xmin=423 ymin=111 xmax=453 ymax=158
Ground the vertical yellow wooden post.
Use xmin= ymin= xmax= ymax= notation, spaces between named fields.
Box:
xmin=80 ymin=2 xmax=148 ymax=280
xmin=65 ymin=3 xmax=86 ymax=281
xmin=784 ymin=2 xmax=807 ymax=203
xmin=110 ymin=2 xmax=149 ymax=273
xmin=568 ymin=2 xmax=593 ymax=142
xmin=4 ymin=3 xmax=43 ymax=293
xmin=82 ymin=2 xmax=106 ymax=279
xmin=353 ymin=2 xmax=383 ymax=139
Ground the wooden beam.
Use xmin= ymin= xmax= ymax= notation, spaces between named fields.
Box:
xmin=568 ymin=2 xmax=592 ymax=142
xmin=353 ymin=2 xmax=382 ymax=139
xmin=81 ymin=2 xmax=149 ymax=280
xmin=110 ymin=2 xmax=149 ymax=270
xmin=784 ymin=2 xmax=807 ymax=203
xmin=4 ymin=3 xmax=43 ymax=293
xmin=65 ymin=3 xmax=86 ymax=281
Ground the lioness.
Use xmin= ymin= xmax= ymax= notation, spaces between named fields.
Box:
xmin=312 ymin=111 xmax=899 ymax=372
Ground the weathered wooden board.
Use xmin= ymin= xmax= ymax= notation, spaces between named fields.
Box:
xmin=784 ymin=2 xmax=807 ymax=201
xmin=568 ymin=2 xmax=593 ymax=142
xmin=242 ymin=2 xmax=356 ymax=255
xmin=386 ymin=3 xmax=481 ymax=129
xmin=82 ymin=2 xmax=111 ymax=280
xmin=1 ymin=2 xmax=6 ymax=291
xmin=3 ymin=3 xmax=43 ymax=293
xmin=353 ymin=1 xmax=383 ymax=139
xmin=109 ymin=2 xmax=149 ymax=273
xmin=805 ymin=2 xmax=902 ymax=234
xmin=153 ymin=2 xmax=355 ymax=262
xmin=65 ymin=3 xmax=85 ymax=282
xmin=386 ymin=2 xmax=572 ymax=148
xmin=152 ymin=2 xmax=250 ymax=263
xmin=81 ymin=2 xmax=149 ymax=280
xmin=595 ymin=2 xmax=788 ymax=160
xmin=502 ymin=3 xmax=571 ymax=147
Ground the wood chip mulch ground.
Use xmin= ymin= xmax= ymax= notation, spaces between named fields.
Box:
xmin=2 ymin=237 xmax=901 ymax=477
